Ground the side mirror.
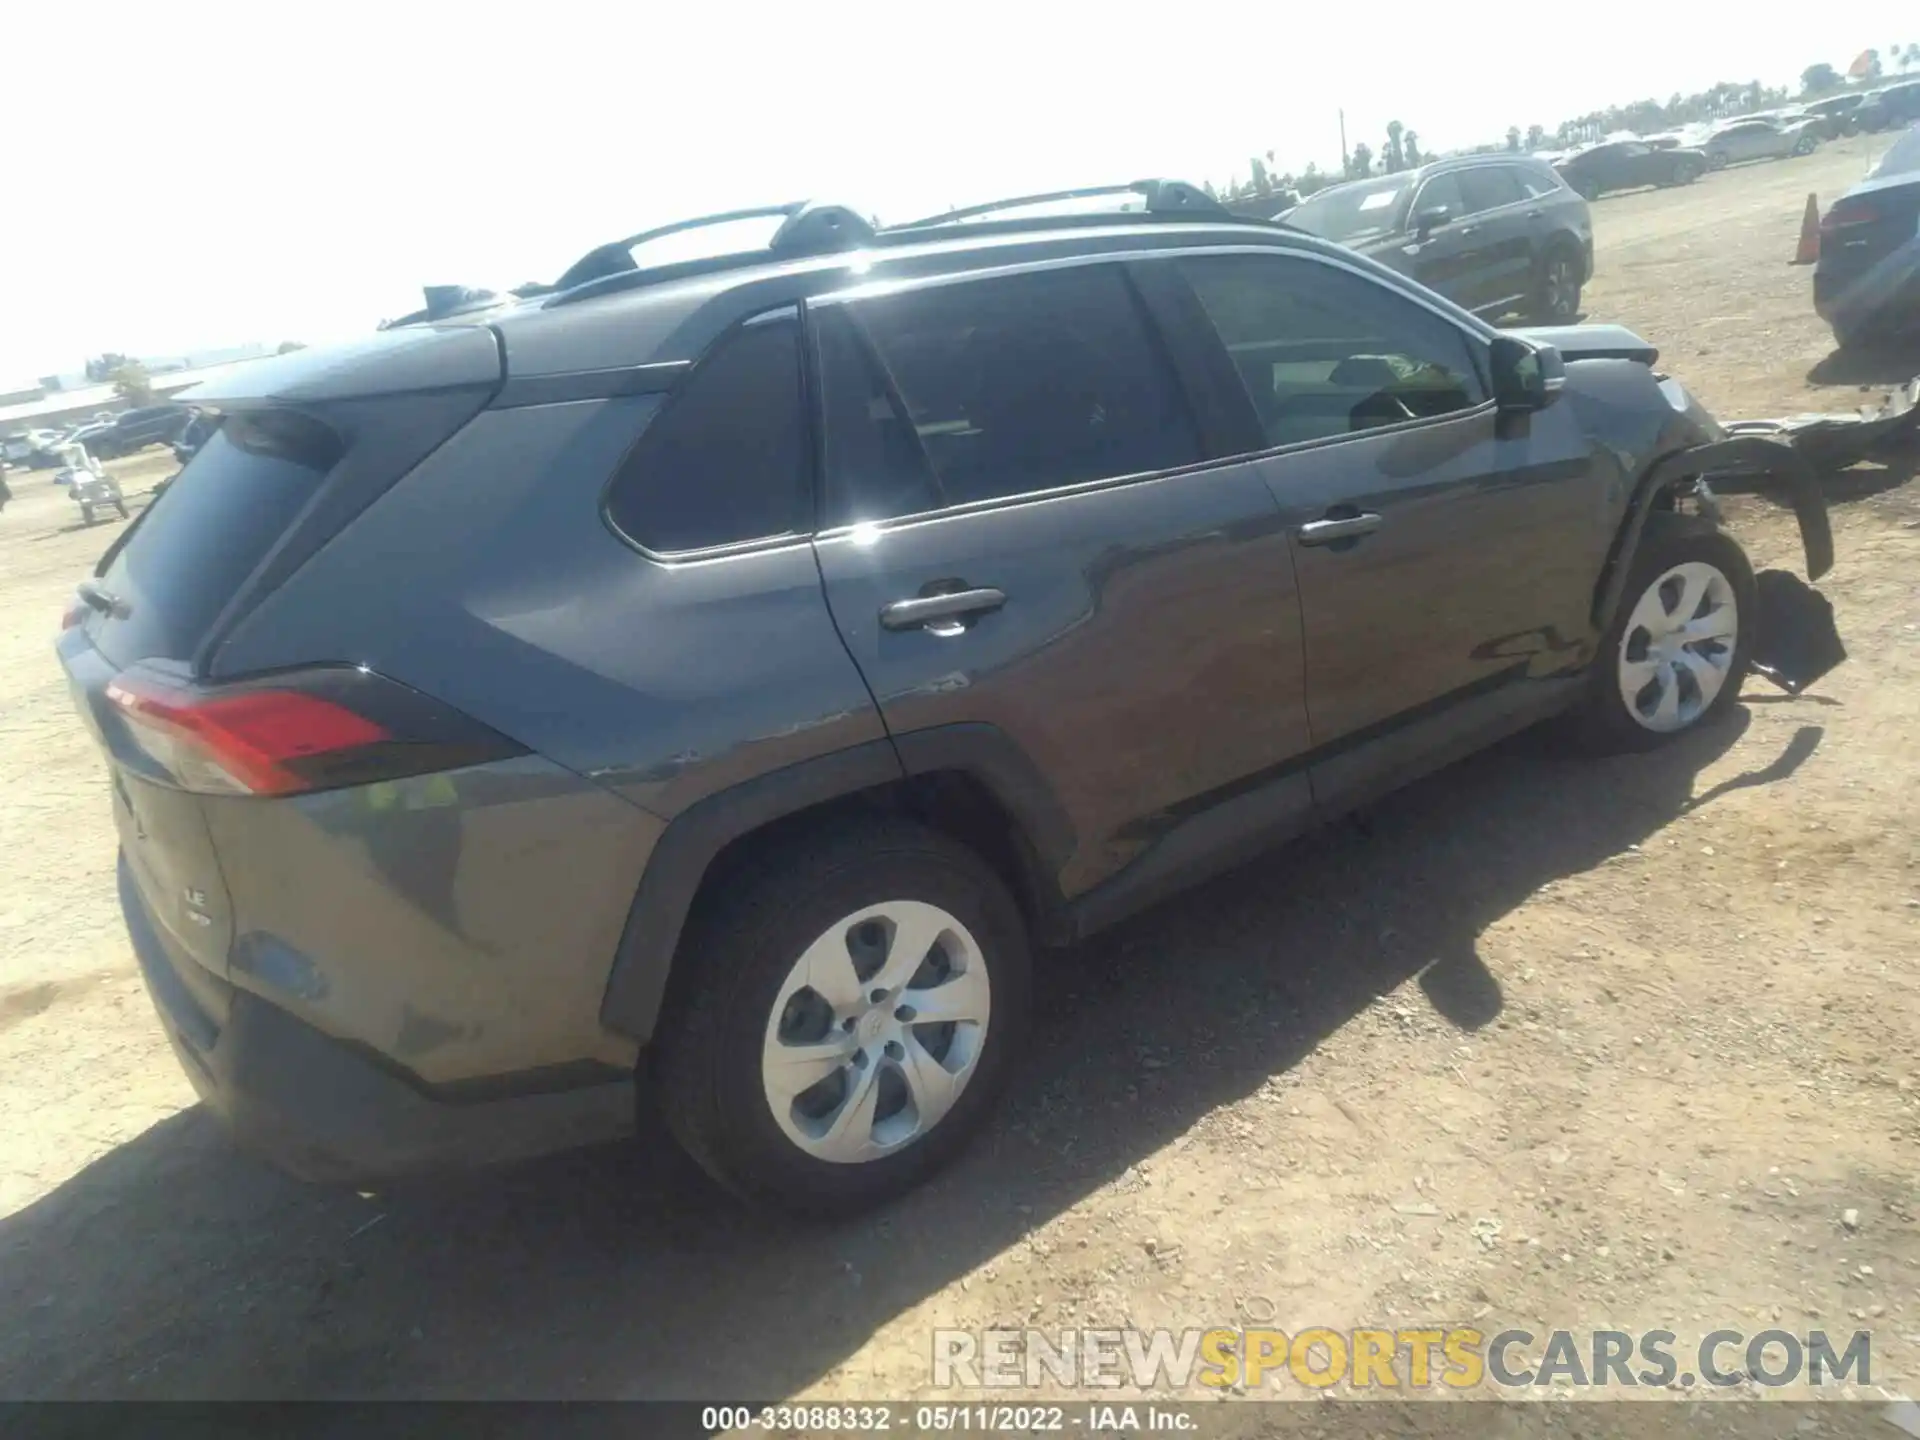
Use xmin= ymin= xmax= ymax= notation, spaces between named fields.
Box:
xmin=1413 ymin=205 xmax=1453 ymax=239
xmin=1490 ymin=335 xmax=1566 ymax=412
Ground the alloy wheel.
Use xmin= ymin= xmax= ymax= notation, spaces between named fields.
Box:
xmin=760 ymin=900 xmax=991 ymax=1164
xmin=1545 ymin=257 xmax=1578 ymax=318
xmin=1617 ymin=561 xmax=1739 ymax=732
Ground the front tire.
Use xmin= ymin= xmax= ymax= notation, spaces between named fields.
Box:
xmin=79 ymin=503 xmax=94 ymax=525
xmin=1571 ymin=521 xmax=1755 ymax=754
xmin=655 ymin=815 xmax=1032 ymax=1218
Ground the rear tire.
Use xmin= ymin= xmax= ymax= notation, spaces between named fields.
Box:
xmin=655 ymin=815 xmax=1032 ymax=1218
xmin=114 ymin=498 xmax=129 ymax=519
xmin=1570 ymin=520 xmax=1755 ymax=755
xmin=79 ymin=504 xmax=94 ymax=526
xmin=1531 ymin=245 xmax=1583 ymax=323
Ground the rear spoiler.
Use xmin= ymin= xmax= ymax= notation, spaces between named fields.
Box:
xmin=172 ymin=325 xmax=502 ymax=406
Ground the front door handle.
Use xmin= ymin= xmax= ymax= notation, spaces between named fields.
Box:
xmin=880 ymin=587 xmax=1006 ymax=635
xmin=1297 ymin=512 xmax=1383 ymax=546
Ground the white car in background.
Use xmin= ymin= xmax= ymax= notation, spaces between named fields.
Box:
xmin=1700 ymin=116 xmax=1822 ymax=169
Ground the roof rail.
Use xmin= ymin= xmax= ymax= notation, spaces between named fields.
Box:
xmin=889 ymin=179 xmax=1228 ymax=230
xmin=549 ymin=201 xmax=876 ymax=295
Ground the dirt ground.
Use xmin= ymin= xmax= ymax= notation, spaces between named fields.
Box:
xmin=0 ymin=137 xmax=1914 ymax=1407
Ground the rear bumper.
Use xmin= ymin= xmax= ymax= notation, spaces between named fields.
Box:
xmin=120 ymin=854 xmax=636 ymax=1184
xmin=1814 ymin=247 xmax=1920 ymax=336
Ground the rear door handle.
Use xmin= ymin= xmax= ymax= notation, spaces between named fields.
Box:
xmin=1297 ymin=512 xmax=1383 ymax=546
xmin=880 ymin=587 xmax=1006 ymax=635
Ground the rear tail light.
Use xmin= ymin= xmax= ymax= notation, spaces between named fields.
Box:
xmin=1820 ymin=200 xmax=1881 ymax=234
xmin=103 ymin=667 xmax=525 ymax=797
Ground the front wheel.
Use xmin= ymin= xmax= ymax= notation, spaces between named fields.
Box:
xmin=1570 ymin=522 xmax=1755 ymax=754
xmin=78 ymin=503 xmax=94 ymax=526
xmin=655 ymin=816 xmax=1032 ymax=1218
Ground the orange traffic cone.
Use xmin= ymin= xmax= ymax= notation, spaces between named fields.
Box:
xmin=1790 ymin=193 xmax=1820 ymax=265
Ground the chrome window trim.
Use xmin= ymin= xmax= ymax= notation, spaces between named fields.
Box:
xmin=807 ymin=243 xmax=1499 ymax=541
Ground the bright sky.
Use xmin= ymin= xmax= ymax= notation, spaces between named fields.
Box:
xmin=2 ymin=2 xmax=1898 ymax=383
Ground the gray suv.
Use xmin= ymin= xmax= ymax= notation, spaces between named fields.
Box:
xmin=1282 ymin=156 xmax=1594 ymax=324
xmin=59 ymin=181 xmax=1838 ymax=1217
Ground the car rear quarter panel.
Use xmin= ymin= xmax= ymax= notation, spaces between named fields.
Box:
xmin=200 ymin=756 xmax=659 ymax=1085
xmin=209 ymin=394 xmax=890 ymax=1080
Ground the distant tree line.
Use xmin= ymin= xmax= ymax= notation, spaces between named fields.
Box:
xmin=1210 ymin=44 xmax=1919 ymax=204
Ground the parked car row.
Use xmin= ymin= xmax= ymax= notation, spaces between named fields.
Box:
xmin=1851 ymin=81 xmax=1920 ymax=135
xmin=1 ymin=404 xmax=192 ymax=469
xmin=1553 ymin=113 xmax=1825 ymax=201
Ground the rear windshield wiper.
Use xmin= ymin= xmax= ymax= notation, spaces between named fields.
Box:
xmin=76 ymin=579 xmax=129 ymax=619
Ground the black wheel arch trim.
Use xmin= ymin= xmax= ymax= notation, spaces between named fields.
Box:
xmin=1594 ymin=436 xmax=1832 ymax=635
xmin=598 ymin=724 xmax=1075 ymax=1041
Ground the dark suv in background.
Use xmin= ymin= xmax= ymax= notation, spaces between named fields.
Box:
xmin=60 ymin=180 xmax=1838 ymax=1217
xmin=1553 ymin=139 xmax=1709 ymax=199
xmin=71 ymin=404 xmax=190 ymax=459
xmin=1282 ymin=155 xmax=1593 ymax=323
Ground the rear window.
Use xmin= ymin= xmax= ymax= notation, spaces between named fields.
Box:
xmin=1285 ymin=174 xmax=1416 ymax=243
xmin=92 ymin=411 xmax=340 ymax=664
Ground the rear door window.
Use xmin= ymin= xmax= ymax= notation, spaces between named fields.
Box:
xmin=93 ymin=410 xmax=340 ymax=665
xmin=818 ymin=265 xmax=1201 ymax=525
xmin=603 ymin=313 xmax=811 ymax=554
xmin=1457 ymin=166 xmax=1525 ymax=215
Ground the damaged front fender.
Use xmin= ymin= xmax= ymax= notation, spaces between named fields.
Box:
xmin=1602 ymin=435 xmax=1845 ymax=696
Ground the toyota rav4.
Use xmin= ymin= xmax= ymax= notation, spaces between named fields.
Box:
xmin=60 ymin=181 xmax=1841 ymax=1217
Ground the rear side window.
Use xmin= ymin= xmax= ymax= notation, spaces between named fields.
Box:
xmin=95 ymin=411 xmax=339 ymax=664
xmin=819 ymin=265 xmax=1200 ymax=525
xmin=605 ymin=314 xmax=810 ymax=553
xmin=1457 ymin=166 xmax=1524 ymax=214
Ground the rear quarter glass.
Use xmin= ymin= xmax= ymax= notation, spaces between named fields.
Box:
xmin=89 ymin=411 xmax=340 ymax=668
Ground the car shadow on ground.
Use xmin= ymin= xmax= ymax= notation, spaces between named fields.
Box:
xmin=0 ymin=706 xmax=1825 ymax=1401
xmin=1806 ymin=335 xmax=1920 ymax=387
